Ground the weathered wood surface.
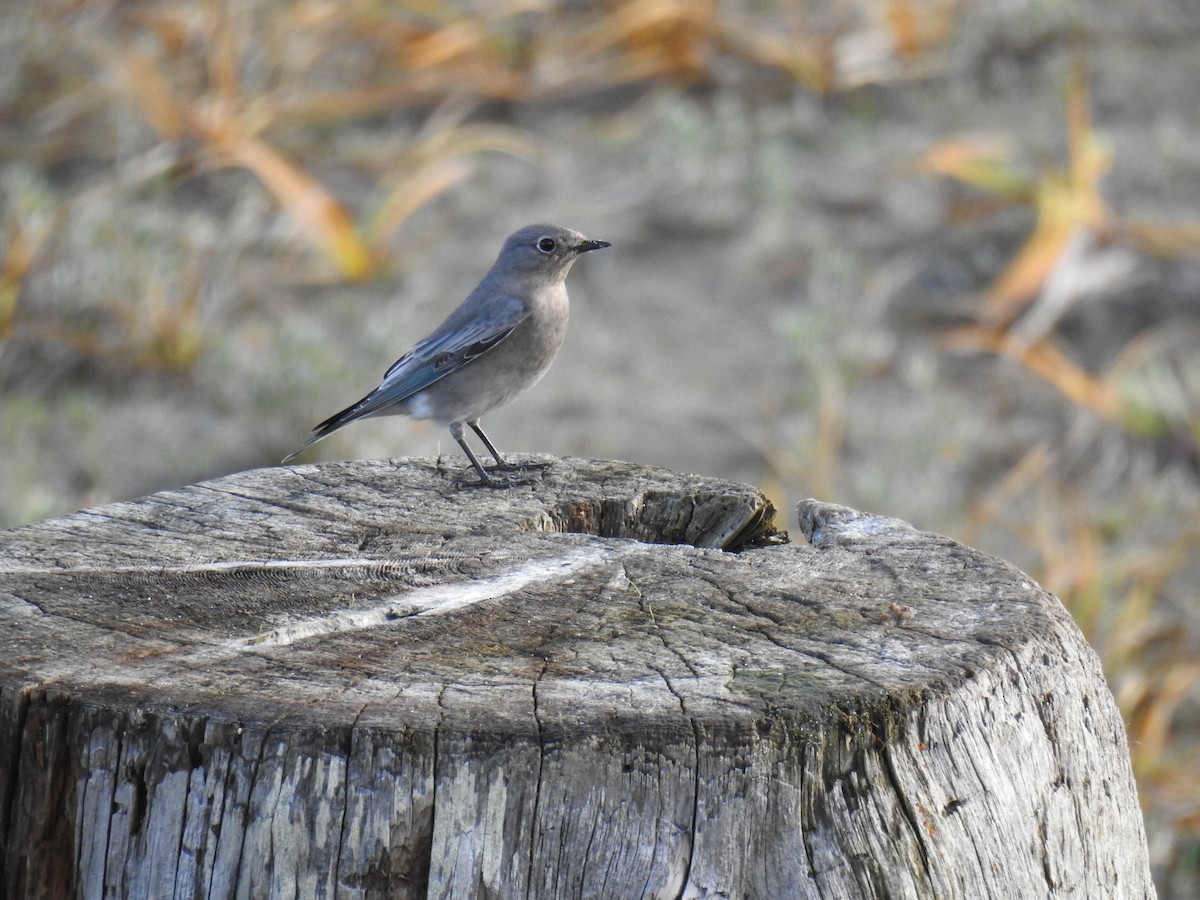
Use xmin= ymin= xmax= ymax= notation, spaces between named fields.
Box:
xmin=0 ymin=456 xmax=1152 ymax=899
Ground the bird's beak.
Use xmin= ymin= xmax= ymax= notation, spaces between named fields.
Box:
xmin=575 ymin=239 xmax=611 ymax=254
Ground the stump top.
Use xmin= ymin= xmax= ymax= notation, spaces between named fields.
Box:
xmin=0 ymin=456 xmax=1058 ymax=734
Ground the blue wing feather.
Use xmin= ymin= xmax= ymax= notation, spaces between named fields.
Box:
xmin=289 ymin=292 xmax=528 ymax=451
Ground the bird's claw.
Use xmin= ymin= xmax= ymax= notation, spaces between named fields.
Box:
xmin=452 ymin=461 xmax=550 ymax=489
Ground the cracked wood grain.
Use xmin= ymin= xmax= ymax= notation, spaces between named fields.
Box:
xmin=0 ymin=456 xmax=1152 ymax=898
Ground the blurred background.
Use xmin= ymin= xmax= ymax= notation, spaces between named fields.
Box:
xmin=2 ymin=0 xmax=1198 ymax=891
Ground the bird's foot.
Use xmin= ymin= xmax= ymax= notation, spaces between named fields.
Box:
xmin=452 ymin=461 xmax=550 ymax=489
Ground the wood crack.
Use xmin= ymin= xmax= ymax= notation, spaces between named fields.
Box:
xmin=645 ymin=662 xmax=699 ymax=900
xmin=524 ymin=660 xmax=549 ymax=900
xmin=879 ymin=734 xmax=936 ymax=892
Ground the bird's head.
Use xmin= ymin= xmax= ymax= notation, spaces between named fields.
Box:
xmin=495 ymin=223 xmax=611 ymax=283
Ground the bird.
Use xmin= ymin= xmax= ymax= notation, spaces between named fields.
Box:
xmin=282 ymin=223 xmax=610 ymax=484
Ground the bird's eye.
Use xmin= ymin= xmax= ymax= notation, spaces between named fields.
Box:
xmin=536 ymin=237 xmax=557 ymax=253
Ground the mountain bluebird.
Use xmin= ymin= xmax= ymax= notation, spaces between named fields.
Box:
xmin=282 ymin=223 xmax=610 ymax=483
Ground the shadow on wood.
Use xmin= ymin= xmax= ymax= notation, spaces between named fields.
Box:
xmin=0 ymin=456 xmax=1152 ymax=898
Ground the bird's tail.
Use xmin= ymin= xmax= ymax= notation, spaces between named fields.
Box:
xmin=280 ymin=395 xmax=377 ymax=464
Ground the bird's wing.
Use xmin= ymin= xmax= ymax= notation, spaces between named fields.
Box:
xmin=360 ymin=292 xmax=528 ymax=415
xmin=280 ymin=292 xmax=527 ymax=463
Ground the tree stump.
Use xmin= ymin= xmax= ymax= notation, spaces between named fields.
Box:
xmin=0 ymin=457 xmax=1152 ymax=899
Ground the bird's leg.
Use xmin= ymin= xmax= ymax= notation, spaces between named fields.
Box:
xmin=468 ymin=421 xmax=507 ymax=468
xmin=450 ymin=422 xmax=494 ymax=484
xmin=450 ymin=421 xmax=547 ymax=488
xmin=469 ymin=420 xmax=552 ymax=476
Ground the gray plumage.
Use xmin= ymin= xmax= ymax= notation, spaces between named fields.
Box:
xmin=282 ymin=223 xmax=610 ymax=482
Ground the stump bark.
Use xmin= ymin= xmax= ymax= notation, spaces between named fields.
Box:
xmin=0 ymin=456 xmax=1152 ymax=899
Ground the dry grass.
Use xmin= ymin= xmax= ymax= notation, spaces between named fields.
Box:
xmin=5 ymin=0 xmax=971 ymax=366
xmin=924 ymin=53 xmax=1200 ymax=467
